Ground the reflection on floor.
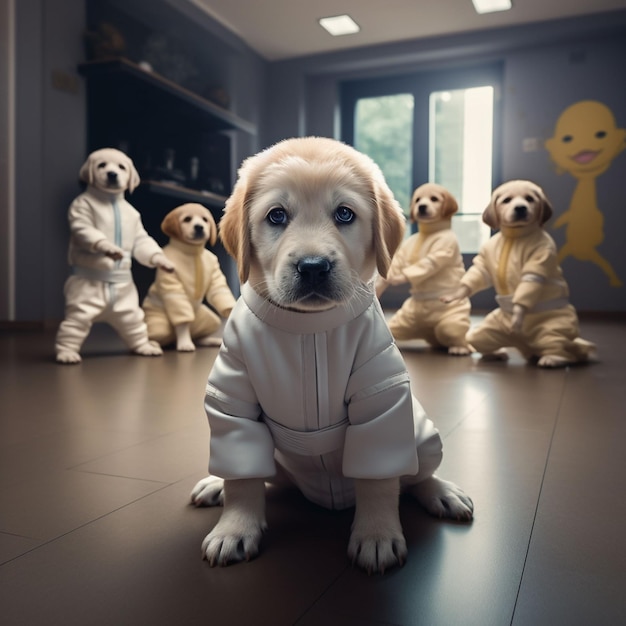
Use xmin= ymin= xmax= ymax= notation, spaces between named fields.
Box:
xmin=1 ymin=317 xmax=625 ymax=625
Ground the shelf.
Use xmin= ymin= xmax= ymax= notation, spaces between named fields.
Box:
xmin=139 ymin=180 xmax=227 ymax=209
xmin=78 ymin=57 xmax=257 ymax=135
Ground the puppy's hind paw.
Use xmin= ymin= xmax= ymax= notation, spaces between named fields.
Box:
xmin=410 ymin=476 xmax=474 ymax=522
xmin=133 ymin=340 xmax=163 ymax=357
xmin=190 ymin=476 xmax=224 ymax=507
xmin=448 ymin=345 xmax=471 ymax=356
xmin=56 ymin=350 xmax=82 ymax=364
xmin=195 ymin=335 xmax=223 ymax=348
xmin=479 ymin=348 xmax=509 ymax=362
xmin=348 ymin=532 xmax=408 ymax=575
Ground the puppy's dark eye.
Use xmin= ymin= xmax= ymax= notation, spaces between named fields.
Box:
xmin=562 ymin=135 xmax=573 ymax=143
xmin=430 ymin=196 xmax=438 ymax=202
xmin=414 ymin=197 xmax=421 ymax=204
xmin=97 ymin=162 xmax=107 ymax=169
xmin=119 ymin=164 xmax=126 ymax=170
xmin=524 ymin=195 xmax=535 ymax=203
xmin=502 ymin=196 xmax=512 ymax=204
xmin=202 ymin=217 xmax=208 ymax=223
xmin=267 ymin=207 xmax=288 ymax=225
xmin=182 ymin=216 xmax=192 ymax=223
xmin=335 ymin=206 xmax=355 ymax=224
xmin=595 ymin=130 xmax=607 ymax=139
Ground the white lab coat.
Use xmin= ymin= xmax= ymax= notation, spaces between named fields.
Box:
xmin=205 ymin=283 xmax=443 ymax=510
xmin=56 ymin=186 xmax=163 ymax=355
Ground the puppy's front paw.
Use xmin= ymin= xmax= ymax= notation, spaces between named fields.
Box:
xmin=448 ymin=345 xmax=471 ymax=356
xmin=410 ymin=476 xmax=474 ymax=521
xmin=201 ymin=516 xmax=266 ymax=567
xmin=133 ymin=340 xmax=163 ymax=357
xmin=537 ymin=354 xmax=569 ymax=368
xmin=191 ymin=476 xmax=224 ymax=507
xmin=56 ymin=350 xmax=82 ymax=364
xmin=348 ymin=527 xmax=407 ymax=575
xmin=176 ymin=339 xmax=196 ymax=352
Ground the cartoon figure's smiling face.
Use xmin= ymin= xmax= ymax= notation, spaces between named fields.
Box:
xmin=545 ymin=101 xmax=626 ymax=177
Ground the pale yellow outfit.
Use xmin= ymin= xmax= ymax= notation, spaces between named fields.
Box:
xmin=142 ymin=239 xmax=236 ymax=345
xmin=386 ymin=220 xmax=470 ymax=349
xmin=461 ymin=225 xmax=595 ymax=362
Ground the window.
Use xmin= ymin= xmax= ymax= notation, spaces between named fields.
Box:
xmin=341 ymin=64 xmax=501 ymax=254
xmin=429 ymin=86 xmax=493 ymax=252
xmin=354 ymin=94 xmax=414 ymax=216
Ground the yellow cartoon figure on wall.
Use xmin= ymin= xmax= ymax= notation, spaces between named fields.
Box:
xmin=545 ymin=100 xmax=625 ymax=287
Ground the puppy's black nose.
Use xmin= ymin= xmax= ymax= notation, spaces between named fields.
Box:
xmin=418 ymin=204 xmax=428 ymax=216
xmin=514 ymin=205 xmax=528 ymax=219
xmin=193 ymin=224 xmax=205 ymax=237
xmin=107 ymin=171 xmax=118 ymax=183
xmin=297 ymin=256 xmax=331 ymax=285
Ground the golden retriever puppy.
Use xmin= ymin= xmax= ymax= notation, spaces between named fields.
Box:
xmin=143 ymin=203 xmax=236 ymax=351
xmin=444 ymin=180 xmax=596 ymax=367
xmin=377 ymin=183 xmax=471 ymax=355
xmin=190 ymin=137 xmax=473 ymax=574
xmin=55 ymin=148 xmax=174 ymax=364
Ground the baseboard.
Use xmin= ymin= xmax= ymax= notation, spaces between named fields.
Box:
xmin=0 ymin=319 xmax=60 ymax=331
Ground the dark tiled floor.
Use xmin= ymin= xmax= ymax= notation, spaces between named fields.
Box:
xmin=1 ymin=318 xmax=625 ymax=625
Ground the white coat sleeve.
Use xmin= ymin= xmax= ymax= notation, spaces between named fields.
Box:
xmin=205 ymin=320 xmax=276 ymax=479
xmin=343 ymin=344 xmax=419 ymax=479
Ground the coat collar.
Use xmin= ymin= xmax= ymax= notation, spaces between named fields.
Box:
xmin=241 ymin=282 xmax=374 ymax=333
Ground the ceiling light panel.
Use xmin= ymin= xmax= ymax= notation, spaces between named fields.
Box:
xmin=319 ymin=14 xmax=360 ymax=37
xmin=472 ymin=0 xmax=512 ymax=14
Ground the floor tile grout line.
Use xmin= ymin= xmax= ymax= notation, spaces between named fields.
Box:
xmin=509 ymin=367 xmax=570 ymax=625
xmin=0 ymin=481 xmax=175 ymax=568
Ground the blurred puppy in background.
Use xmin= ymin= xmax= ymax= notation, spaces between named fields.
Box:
xmin=143 ymin=203 xmax=236 ymax=351
xmin=56 ymin=148 xmax=173 ymax=364
xmin=377 ymin=183 xmax=471 ymax=355
xmin=443 ymin=179 xmax=596 ymax=367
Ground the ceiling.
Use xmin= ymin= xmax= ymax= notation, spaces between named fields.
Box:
xmin=190 ymin=0 xmax=626 ymax=61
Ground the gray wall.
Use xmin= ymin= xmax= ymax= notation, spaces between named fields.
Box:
xmin=262 ymin=11 xmax=626 ymax=312
xmin=9 ymin=5 xmax=626 ymax=321
xmin=15 ymin=0 xmax=87 ymax=323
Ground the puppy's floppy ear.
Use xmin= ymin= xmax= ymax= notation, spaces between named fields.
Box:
xmin=537 ymin=186 xmax=553 ymax=225
xmin=79 ymin=154 xmax=95 ymax=185
xmin=409 ymin=188 xmax=420 ymax=223
xmin=220 ymin=172 xmax=251 ymax=284
xmin=205 ymin=209 xmax=218 ymax=246
xmin=372 ymin=180 xmax=406 ymax=279
xmin=125 ymin=155 xmax=141 ymax=193
xmin=161 ymin=207 xmax=182 ymax=240
xmin=442 ymin=190 xmax=459 ymax=218
xmin=482 ymin=192 xmax=500 ymax=230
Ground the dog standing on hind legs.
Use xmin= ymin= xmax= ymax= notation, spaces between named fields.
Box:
xmin=55 ymin=148 xmax=174 ymax=364
xmin=190 ymin=137 xmax=473 ymax=574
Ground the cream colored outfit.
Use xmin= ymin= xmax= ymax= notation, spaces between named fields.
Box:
xmin=461 ymin=225 xmax=595 ymax=362
xmin=143 ymin=239 xmax=236 ymax=345
xmin=56 ymin=187 xmax=164 ymax=355
xmin=386 ymin=221 xmax=470 ymax=348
